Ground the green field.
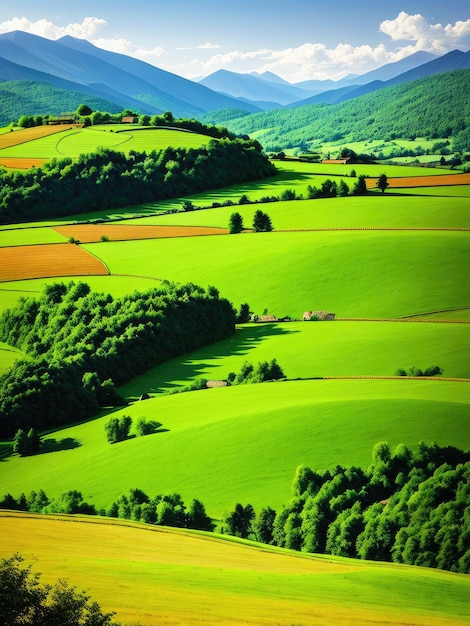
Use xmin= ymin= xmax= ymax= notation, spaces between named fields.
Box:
xmin=1 ymin=379 xmax=468 ymax=516
xmin=0 ymin=126 xmax=215 ymax=159
xmin=2 ymin=512 xmax=468 ymax=626
xmin=80 ymin=230 xmax=469 ymax=319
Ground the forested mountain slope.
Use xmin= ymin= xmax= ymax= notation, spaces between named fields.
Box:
xmin=215 ymin=70 xmax=470 ymax=152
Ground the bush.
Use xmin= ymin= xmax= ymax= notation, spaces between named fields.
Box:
xmin=105 ymin=415 xmax=132 ymax=443
xmin=0 ymin=554 xmax=119 ymax=625
xmin=135 ymin=417 xmax=162 ymax=436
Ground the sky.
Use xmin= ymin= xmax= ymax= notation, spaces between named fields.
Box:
xmin=1 ymin=1 xmax=469 ymax=82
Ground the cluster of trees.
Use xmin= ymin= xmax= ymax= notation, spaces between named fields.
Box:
xmin=105 ymin=489 xmax=214 ymax=531
xmin=227 ymin=359 xmax=285 ymax=385
xmin=307 ymin=175 xmax=368 ymax=199
xmin=0 ymin=488 xmax=213 ymax=532
xmin=228 ymin=209 xmax=273 ymax=233
xmin=395 ymin=365 xmax=443 ymax=377
xmin=0 ymin=554 xmax=122 ymax=626
xmin=12 ymin=427 xmax=40 ymax=456
xmin=220 ymin=442 xmax=470 ymax=573
xmin=0 ymin=138 xmax=276 ymax=224
xmin=0 ymin=281 xmax=236 ymax=437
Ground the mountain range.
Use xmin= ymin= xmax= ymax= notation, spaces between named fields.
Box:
xmin=0 ymin=29 xmax=469 ymax=126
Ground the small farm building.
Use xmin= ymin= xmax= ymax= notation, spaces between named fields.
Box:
xmin=122 ymin=116 xmax=138 ymax=123
xmin=303 ymin=311 xmax=336 ymax=321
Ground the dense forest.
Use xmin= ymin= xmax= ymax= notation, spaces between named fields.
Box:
xmin=214 ymin=70 xmax=470 ymax=153
xmin=0 ymin=137 xmax=276 ymax=224
xmin=216 ymin=442 xmax=470 ymax=573
xmin=0 ymin=281 xmax=236 ymax=437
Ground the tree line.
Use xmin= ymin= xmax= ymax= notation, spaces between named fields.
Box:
xmin=219 ymin=441 xmax=470 ymax=574
xmin=0 ymin=138 xmax=276 ymax=224
xmin=2 ymin=441 xmax=467 ymax=573
xmin=0 ymin=281 xmax=236 ymax=437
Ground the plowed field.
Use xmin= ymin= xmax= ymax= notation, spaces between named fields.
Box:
xmin=367 ymin=173 xmax=470 ymax=188
xmin=0 ymin=157 xmax=48 ymax=169
xmin=0 ymin=244 xmax=108 ymax=282
xmin=0 ymin=124 xmax=82 ymax=149
xmin=52 ymin=224 xmax=228 ymax=242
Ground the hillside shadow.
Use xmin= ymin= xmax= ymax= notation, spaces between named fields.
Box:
xmin=124 ymin=322 xmax=299 ymax=400
xmin=39 ymin=437 xmax=82 ymax=454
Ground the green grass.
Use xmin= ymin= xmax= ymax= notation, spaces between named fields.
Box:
xmin=116 ymin=321 xmax=470 ymax=401
xmin=0 ymin=227 xmax=66 ymax=247
xmin=1 ymin=512 xmax=469 ymax=626
xmin=120 ymin=194 xmax=470 ymax=229
xmin=83 ymin=230 xmax=470 ymax=318
xmin=0 ymin=126 xmax=214 ymax=159
xmin=1 ymin=379 xmax=468 ymax=516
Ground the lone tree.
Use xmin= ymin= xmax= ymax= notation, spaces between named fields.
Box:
xmin=253 ymin=209 xmax=273 ymax=232
xmin=105 ymin=415 xmax=132 ymax=443
xmin=228 ymin=211 xmax=244 ymax=234
xmin=352 ymin=174 xmax=367 ymax=195
xmin=376 ymin=173 xmax=390 ymax=193
xmin=76 ymin=103 xmax=93 ymax=116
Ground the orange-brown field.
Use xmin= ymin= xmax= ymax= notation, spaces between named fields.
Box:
xmin=0 ymin=157 xmax=48 ymax=169
xmin=366 ymin=173 xmax=470 ymax=188
xmin=52 ymin=224 xmax=228 ymax=242
xmin=0 ymin=243 xmax=108 ymax=282
xmin=0 ymin=124 xmax=82 ymax=149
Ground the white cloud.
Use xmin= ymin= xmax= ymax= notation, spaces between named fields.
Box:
xmin=197 ymin=42 xmax=220 ymax=50
xmin=0 ymin=16 xmax=107 ymax=40
xmin=380 ymin=11 xmax=470 ymax=53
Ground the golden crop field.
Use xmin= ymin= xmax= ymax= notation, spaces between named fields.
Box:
xmin=52 ymin=224 xmax=228 ymax=242
xmin=0 ymin=243 xmax=108 ymax=282
xmin=0 ymin=157 xmax=48 ymax=169
xmin=0 ymin=124 xmax=82 ymax=149
xmin=366 ymin=172 xmax=470 ymax=188
xmin=1 ymin=512 xmax=468 ymax=626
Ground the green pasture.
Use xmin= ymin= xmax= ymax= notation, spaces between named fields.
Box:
xmin=0 ymin=227 xmax=66 ymax=246
xmin=1 ymin=379 xmax=468 ymax=515
xmin=387 ymin=185 xmax=470 ymax=198
xmin=84 ymin=230 xmax=470 ymax=318
xmin=117 ymin=321 xmax=470 ymax=401
xmin=0 ymin=342 xmax=23 ymax=373
xmin=0 ymin=126 xmax=214 ymax=159
xmin=121 ymin=194 xmax=470 ymax=229
xmin=1 ymin=513 xmax=469 ymax=626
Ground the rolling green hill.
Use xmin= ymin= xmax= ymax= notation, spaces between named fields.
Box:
xmin=215 ymin=70 xmax=470 ymax=152
xmin=1 ymin=380 xmax=469 ymax=516
xmin=0 ymin=80 xmax=122 ymax=126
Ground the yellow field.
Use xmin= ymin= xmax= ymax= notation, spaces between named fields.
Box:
xmin=0 ymin=124 xmax=82 ymax=149
xmin=52 ymin=224 xmax=228 ymax=242
xmin=0 ymin=243 xmax=108 ymax=281
xmin=366 ymin=173 xmax=470 ymax=188
xmin=1 ymin=512 xmax=468 ymax=626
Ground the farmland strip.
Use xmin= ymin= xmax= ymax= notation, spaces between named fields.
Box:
xmin=0 ymin=244 xmax=108 ymax=282
xmin=52 ymin=224 xmax=228 ymax=242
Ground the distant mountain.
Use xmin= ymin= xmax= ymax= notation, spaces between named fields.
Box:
xmin=199 ymin=69 xmax=310 ymax=105
xmin=288 ymin=49 xmax=470 ymax=108
xmin=200 ymin=51 xmax=438 ymax=106
xmin=0 ymin=30 xmax=260 ymax=118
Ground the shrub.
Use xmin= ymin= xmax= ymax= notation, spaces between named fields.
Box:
xmin=105 ymin=415 xmax=132 ymax=443
xmin=135 ymin=417 xmax=162 ymax=436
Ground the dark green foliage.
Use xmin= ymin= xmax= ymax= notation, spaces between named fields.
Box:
xmin=253 ymin=507 xmax=277 ymax=544
xmin=0 ymin=136 xmax=276 ymax=224
xmin=105 ymin=416 xmax=132 ymax=444
xmin=236 ymin=303 xmax=251 ymax=323
xmin=376 ymin=173 xmax=389 ymax=193
xmin=252 ymin=209 xmax=273 ymax=232
xmin=186 ymin=498 xmax=214 ymax=531
xmin=135 ymin=416 xmax=162 ymax=436
xmin=12 ymin=428 xmax=40 ymax=456
xmin=232 ymin=359 xmax=285 ymax=384
xmin=228 ymin=211 xmax=244 ymax=234
xmin=351 ymin=175 xmax=367 ymax=195
xmin=395 ymin=365 xmax=443 ymax=377
xmin=224 ymin=503 xmax=255 ymax=538
xmin=308 ymin=179 xmax=338 ymax=199
xmin=0 ymin=553 xmax=118 ymax=625
xmin=0 ymin=281 xmax=236 ymax=437
xmin=223 ymin=70 xmax=470 ymax=152
xmin=259 ymin=442 xmax=470 ymax=573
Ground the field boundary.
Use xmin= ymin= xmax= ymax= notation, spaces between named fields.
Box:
xmin=337 ymin=316 xmax=470 ymax=324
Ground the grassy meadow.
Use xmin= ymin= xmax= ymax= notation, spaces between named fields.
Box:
xmin=0 ymin=128 xmax=469 ymax=624
xmin=2 ymin=512 xmax=469 ymax=626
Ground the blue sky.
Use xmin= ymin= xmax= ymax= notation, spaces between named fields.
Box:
xmin=1 ymin=1 xmax=469 ymax=81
